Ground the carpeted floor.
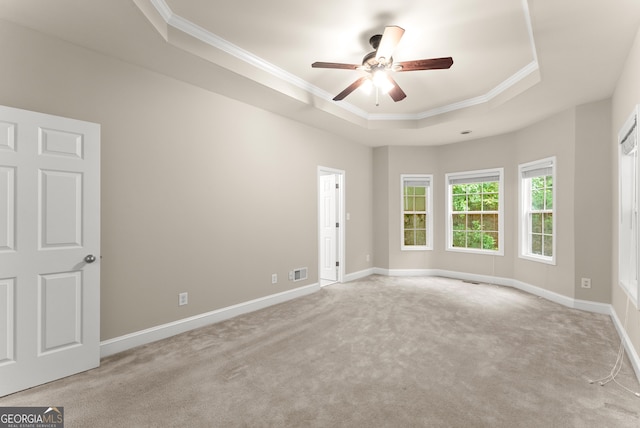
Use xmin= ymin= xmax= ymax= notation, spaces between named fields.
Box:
xmin=1 ymin=275 xmax=639 ymax=427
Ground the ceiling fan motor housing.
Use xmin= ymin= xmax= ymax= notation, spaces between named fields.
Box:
xmin=369 ymin=34 xmax=382 ymax=49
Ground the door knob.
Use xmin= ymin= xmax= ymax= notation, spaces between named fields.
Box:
xmin=84 ymin=254 xmax=97 ymax=264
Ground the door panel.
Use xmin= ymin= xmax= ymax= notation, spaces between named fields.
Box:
xmin=0 ymin=278 xmax=14 ymax=364
xmin=39 ymin=272 xmax=82 ymax=353
xmin=320 ymin=174 xmax=337 ymax=282
xmin=0 ymin=166 xmax=15 ymax=251
xmin=40 ymin=170 xmax=83 ymax=248
xmin=0 ymin=105 xmax=100 ymax=397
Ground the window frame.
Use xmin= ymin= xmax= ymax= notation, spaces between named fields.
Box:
xmin=400 ymin=174 xmax=433 ymax=251
xmin=445 ymin=168 xmax=504 ymax=255
xmin=618 ymin=106 xmax=639 ymax=308
xmin=518 ymin=157 xmax=556 ymax=265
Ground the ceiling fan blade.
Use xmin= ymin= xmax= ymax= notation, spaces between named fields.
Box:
xmin=394 ymin=57 xmax=454 ymax=72
xmin=333 ymin=76 xmax=368 ymax=101
xmin=386 ymin=76 xmax=407 ymax=102
xmin=375 ymin=26 xmax=405 ymax=63
xmin=312 ymin=62 xmax=360 ymax=70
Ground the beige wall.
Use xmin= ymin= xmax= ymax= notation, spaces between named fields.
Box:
xmin=372 ymin=147 xmax=390 ymax=268
xmin=612 ymin=26 xmax=640 ymax=360
xmin=0 ymin=20 xmax=373 ymax=340
xmin=574 ymin=100 xmax=612 ymax=303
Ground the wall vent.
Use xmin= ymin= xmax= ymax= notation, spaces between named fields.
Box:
xmin=292 ymin=267 xmax=308 ymax=282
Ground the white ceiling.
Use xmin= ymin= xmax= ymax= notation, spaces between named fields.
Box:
xmin=1 ymin=0 xmax=640 ymax=146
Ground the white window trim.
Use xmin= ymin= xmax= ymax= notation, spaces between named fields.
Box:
xmin=518 ymin=157 xmax=557 ymax=265
xmin=401 ymin=174 xmax=433 ymax=251
xmin=618 ymin=106 xmax=639 ymax=308
xmin=445 ymin=168 xmax=504 ymax=256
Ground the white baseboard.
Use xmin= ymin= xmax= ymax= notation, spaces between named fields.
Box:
xmin=373 ymin=267 xmax=439 ymax=277
xmin=609 ymin=303 xmax=640 ymax=382
xmin=344 ymin=268 xmax=375 ymax=282
xmin=100 ymin=283 xmax=320 ymax=358
xmin=379 ymin=268 xmax=640 ymax=382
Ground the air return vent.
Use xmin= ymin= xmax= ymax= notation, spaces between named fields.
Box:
xmin=291 ymin=267 xmax=308 ymax=282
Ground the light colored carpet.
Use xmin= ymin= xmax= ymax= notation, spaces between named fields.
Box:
xmin=2 ymin=275 xmax=639 ymax=427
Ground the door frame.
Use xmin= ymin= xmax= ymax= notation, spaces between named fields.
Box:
xmin=317 ymin=166 xmax=345 ymax=286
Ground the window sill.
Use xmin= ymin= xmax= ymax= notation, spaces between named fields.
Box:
xmin=446 ymin=247 xmax=504 ymax=256
xmin=401 ymin=246 xmax=432 ymax=251
xmin=519 ymin=254 xmax=556 ymax=265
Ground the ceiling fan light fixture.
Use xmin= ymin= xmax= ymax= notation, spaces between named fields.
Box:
xmin=372 ymin=68 xmax=393 ymax=93
xmin=360 ymin=78 xmax=373 ymax=94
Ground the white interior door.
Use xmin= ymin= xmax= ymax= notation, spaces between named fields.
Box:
xmin=0 ymin=105 xmax=100 ymax=397
xmin=320 ymin=174 xmax=338 ymax=283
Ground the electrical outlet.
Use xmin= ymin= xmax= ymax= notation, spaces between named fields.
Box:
xmin=272 ymin=273 xmax=278 ymax=284
xmin=581 ymin=278 xmax=591 ymax=289
xmin=179 ymin=292 xmax=188 ymax=306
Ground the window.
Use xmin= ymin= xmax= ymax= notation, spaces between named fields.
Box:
xmin=446 ymin=169 xmax=503 ymax=255
xmin=519 ymin=157 xmax=556 ymax=264
xmin=401 ymin=174 xmax=433 ymax=250
xmin=618 ymin=106 xmax=639 ymax=307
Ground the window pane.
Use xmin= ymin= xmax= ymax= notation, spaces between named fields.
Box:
xmin=452 ymin=184 xmax=466 ymax=195
xmin=404 ymin=214 xmax=414 ymax=229
xmin=468 ymin=232 xmax=482 ymax=248
xmin=405 ymin=186 xmax=415 ymax=196
xmin=532 ymin=234 xmax=542 ymax=255
xmin=532 ymin=189 xmax=544 ymax=210
xmin=415 ymin=214 xmax=426 ymax=229
xmin=468 ymin=193 xmax=482 ymax=211
xmin=414 ymin=186 xmax=425 ymax=196
xmin=453 ymin=214 xmax=466 ymax=231
xmin=483 ymin=214 xmax=498 ymax=232
xmin=531 ymin=213 xmax=542 ymax=233
xmin=545 ymin=187 xmax=553 ymax=209
xmin=415 ymin=195 xmax=426 ymax=211
xmin=415 ymin=230 xmax=427 ymax=246
xmin=483 ymin=232 xmax=498 ymax=250
xmin=543 ymin=235 xmax=553 ymax=256
xmin=453 ymin=231 xmax=466 ymax=247
xmin=532 ymin=176 xmax=545 ymax=190
xmin=405 ymin=196 xmax=414 ymax=211
xmin=483 ymin=182 xmax=499 ymax=193
xmin=452 ymin=195 xmax=467 ymax=211
xmin=468 ymin=214 xmax=482 ymax=230
xmin=404 ymin=230 xmax=414 ymax=246
xmin=482 ymin=193 xmax=498 ymax=211
xmin=544 ymin=213 xmax=553 ymax=234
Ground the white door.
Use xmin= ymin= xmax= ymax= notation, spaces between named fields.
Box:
xmin=319 ymin=173 xmax=338 ymax=283
xmin=0 ymin=105 xmax=100 ymax=397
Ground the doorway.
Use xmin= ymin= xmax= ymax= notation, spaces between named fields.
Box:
xmin=318 ymin=167 xmax=345 ymax=286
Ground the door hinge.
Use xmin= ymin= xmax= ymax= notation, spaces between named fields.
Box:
xmin=336 ymin=261 xmax=340 ymax=267
xmin=336 ymin=183 xmax=339 ymax=189
xmin=336 ymin=222 xmax=339 ymax=228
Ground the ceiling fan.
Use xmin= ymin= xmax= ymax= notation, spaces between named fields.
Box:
xmin=312 ymin=26 xmax=453 ymax=104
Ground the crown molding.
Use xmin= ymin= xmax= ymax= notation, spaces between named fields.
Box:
xmin=142 ymin=0 xmax=539 ymax=126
